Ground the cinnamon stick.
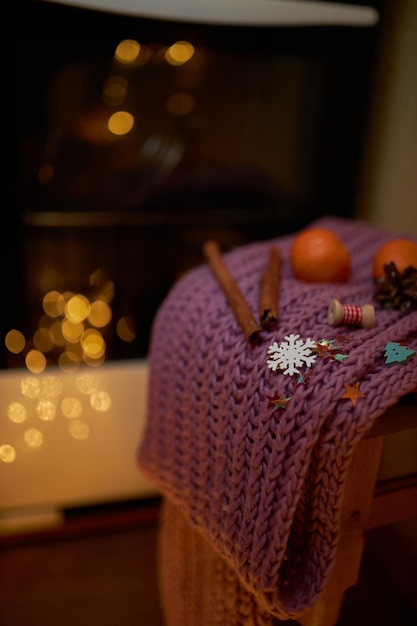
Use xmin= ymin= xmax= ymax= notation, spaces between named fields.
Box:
xmin=259 ymin=246 xmax=281 ymax=328
xmin=203 ymin=240 xmax=261 ymax=343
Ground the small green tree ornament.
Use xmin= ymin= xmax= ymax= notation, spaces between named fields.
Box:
xmin=384 ymin=342 xmax=416 ymax=365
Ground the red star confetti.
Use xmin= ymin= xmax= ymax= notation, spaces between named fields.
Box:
xmin=341 ymin=381 xmax=365 ymax=406
xmin=265 ymin=392 xmax=291 ymax=411
xmin=313 ymin=340 xmax=333 ymax=358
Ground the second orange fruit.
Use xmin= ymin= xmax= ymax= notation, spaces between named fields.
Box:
xmin=372 ymin=238 xmax=417 ymax=278
xmin=290 ymin=227 xmax=351 ymax=283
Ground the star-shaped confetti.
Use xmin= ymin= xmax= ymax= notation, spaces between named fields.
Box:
xmin=296 ymin=369 xmax=314 ymax=385
xmin=312 ymin=340 xmax=333 ymax=358
xmin=341 ymin=382 xmax=365 ymax=406
xmin=313 ymin=339 xmax=348 ymax=362
xmin=265 ymin=392 xmax=291 ymax=411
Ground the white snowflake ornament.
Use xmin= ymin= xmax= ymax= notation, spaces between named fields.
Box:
xmin=267 ymin=334 xmax=317 ymax=376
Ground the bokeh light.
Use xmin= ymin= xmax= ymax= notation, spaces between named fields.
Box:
xmin=7 ymin=402 xmax=28 ymax=424
xmin=115 ymin=39 xmax=141 ymax=64
xmin=69 ymin=419 xmax=90 ymax=440
xmin=116 ymin=316 xmax=136 ymax=342
xmin=61 ymin=397 xmax=83 ymax=419
xmin=88 ymin=300 xmax=112 ymax=328
xmin=65 ymin=294 xmax=91 ymax=324
xmin=76 ymin=373 xmax=99 ymax=395
xmin=42 ymin=291 xmax=66 ymax=318
xmin=35 ymin=399 xmax=56 ymax=421
xmin=58 ymin=351 xmax=81 ymax=373
xmin=90 ymin=390 xmax=111 ymax=412
xmin=62 ymin=319 xmax=84 ymax=343
xmin=25 ymin=350 xmax=47 ymax=374
xmin=165 ymin=41 xmax=195 ymax=66
xmin=4 ymin=264 xmax=132 ymax=375
xmin=108 ymin=110 xmax=134 ymax=136
xmin=41 ymin=376 xmax=64 ymax=399
xmin=81 ymin=329 xmax=106 ymax=360
xmin=5 ymin=329 xmax=26 ymax=354
xmin=20 ymin=377 xmax=41 ymax=399
xmin=33 ymin=327 xmax=54 ymax=353
xmin=0 ymin=445 xmax=16 ymax=463
xmin=23 ymin=428 xmax=43 ymax=449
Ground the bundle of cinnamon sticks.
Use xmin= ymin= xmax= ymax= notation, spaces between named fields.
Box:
xmin=203 ymin=240 xmax=281 ymax=343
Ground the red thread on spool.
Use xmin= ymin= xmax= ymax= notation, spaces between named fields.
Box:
xmin=341 ymin=304 xmax=362 ymax=325
xmin=327 ymin=299 xmax=375 ymax=328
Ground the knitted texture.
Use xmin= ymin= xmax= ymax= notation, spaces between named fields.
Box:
xmin=158 ymin=498 xmax=275 ymax=626
xmin=137 ymin=217 xmax=417 ymax=622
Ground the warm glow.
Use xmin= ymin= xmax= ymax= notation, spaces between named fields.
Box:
xmin=41 ymin=376 xmax=64 ymax=399
xmin=108 ymin=111 xmax=134 ymax=136
xmin=69 ymin=419 xmax=90 ymax=440
xmin=5 ymin=329 xmax=26 ymax=354
xmin=39 ymin=268 xmax=65 ymax=294
xmin=89 ymin=271 xmax=115 ymax=304
xmin=83 ymin=353 xmax=106 ymax=368
xmin=61 ymin=396 xmax=83 ymax=419
xmin=43 ymin=291 xmax=66 ymax=318
xmin=88 ymin=300 xmax=112 ymax=328
xmin=115 ymin=39 xmax=141 ymax=64
xmin=58 ymin=351 xmax=81 ymax=373
xmin=65 ymin=294 xmax=91 ymax=324
xmin=5 ymin=267 xmax=118 ymax=369
xmin=25 ymin=350 xmax=47 ymax=374
xmin=20 ymin=377 xmax=41 ymax=399
xmin=100 ymin=280 xmax=115 ymax=302
xmin=7 ymin=402 xmax=28 ymax=424
xmin=33 ymin=327 xmax=54 ymax=353
xmin=76 ymin=373 xmax=99 ymax=394
xmin=36 ymin=399 xmax=56 ymax=421
xmin=81 ymin=329 xmax=106 ymax=360
xmin=166 ymin=92 xmax=195 ymax=117
xmin=89 ymin=268 xmax=104 ymax=287
xmin=102 ymin=75 xmax=128 ymax=106
xmin=23 ymin=428 xmax=43 ymax=449
xmin=50 ymin=320 xmax=66 ymax=347
xmin=165 ymin=40 xmax=195 ymax=66
xmin=62 ymin=319 xmax=84 ymax=343
xmin=0 ymin=445 xmax=16 ymax=463
xmin=90 ymin=390 xmax=112 ymax=412
xmin=116 ymin=316 xmax=136 ymax=342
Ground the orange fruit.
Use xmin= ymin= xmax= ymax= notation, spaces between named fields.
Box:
xmin=290 ymin=227 xmax=351 ymax=283
xmin=372 ymin=238 xmax=417 ymax=278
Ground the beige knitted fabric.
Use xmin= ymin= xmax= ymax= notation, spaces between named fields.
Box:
xmin=158 ymin=498 xmax=276 ymax=626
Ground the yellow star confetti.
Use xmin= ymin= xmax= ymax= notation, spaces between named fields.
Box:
xmin=341 ymin=381 xmax=365 ymax=406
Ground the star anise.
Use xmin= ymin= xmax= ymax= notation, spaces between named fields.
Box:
xmin=373 ymin=261 xmax=417 ymax=313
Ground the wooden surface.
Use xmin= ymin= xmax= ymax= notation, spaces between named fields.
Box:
xmin=365 ymin=395 xmax=417 ymax=438
xmin=298 ymin=395 xmax=416 ymax=626
xmin=1 ymin=503 xmax=415 ymax=626
xmin=298 ymin=436 xmax=384 ymax=626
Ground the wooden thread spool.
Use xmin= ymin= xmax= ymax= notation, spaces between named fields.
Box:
xmin=327 ymin=299 xmax=375 ymax=328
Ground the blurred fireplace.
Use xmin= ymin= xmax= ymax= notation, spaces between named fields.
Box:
xmin=5 ymin=0 xmax=384 ymax=369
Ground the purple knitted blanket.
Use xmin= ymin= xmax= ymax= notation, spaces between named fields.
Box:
xmin=137 ymin=216 xmax=417 ymax=620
